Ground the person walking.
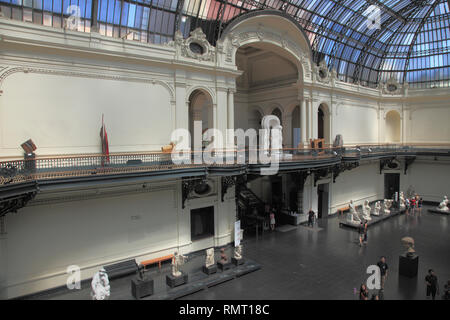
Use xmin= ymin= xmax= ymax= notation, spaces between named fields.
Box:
xmin=377 ymin=256 xmax=388 ymax=290
xmin=358 ymin=221 xmax=365 ymax=246
xmin=363 ymin=220 xmax=368 ymax=244
xmin=307 ymin=209 xmax=315 ymax=227
xmin=425 ymin=269 xmax=439 ymax=300
xmin=269 ymin=209 xmax=276 ymax=231
xmin=443 ymin=280 xmax=450 ymax=300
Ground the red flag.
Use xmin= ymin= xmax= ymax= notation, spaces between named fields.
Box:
xmin=100 ymin=115 xmax=110 ymax=165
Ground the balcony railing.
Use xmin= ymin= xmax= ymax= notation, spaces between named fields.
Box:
xmin=1 ymin=144 xmax=449 ymax=186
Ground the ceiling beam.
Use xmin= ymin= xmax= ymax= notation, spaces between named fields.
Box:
xmin=366 ymin=0 xmax=407 ymax=23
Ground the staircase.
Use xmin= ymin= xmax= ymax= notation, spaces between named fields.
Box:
xmin=237 ymin=185 xmax=265 ymax=216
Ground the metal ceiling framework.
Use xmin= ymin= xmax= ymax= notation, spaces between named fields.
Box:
xmin=0 ymin=0 xmax=448 ymax=88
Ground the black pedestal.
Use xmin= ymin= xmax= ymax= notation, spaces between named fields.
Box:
xmin=399 ymin=254 xmax=419 ymax=277
xmin=202 ymin=265 xmax=217 ymax=275
xmin=166 ymin=272 xmax=188 ymax=288
xmin=232 ymin=257 xmax=245 ymax=266
xmin=217 ymin=261 xmax=232 ymax=271
xmin=131 ymin=278 xmax=154 ymax=299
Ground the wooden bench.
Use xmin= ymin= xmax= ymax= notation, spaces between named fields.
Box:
xmin=103 ymin=259 xmax=138 ymax=280
xmin=140 ymin=254 xmax=174 ymax=270
xmin=337 ymin=206 xmax=350 ymax=215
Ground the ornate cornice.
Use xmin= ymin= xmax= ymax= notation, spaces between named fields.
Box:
xmin=0 ymin=66 xmax=175 ymax=100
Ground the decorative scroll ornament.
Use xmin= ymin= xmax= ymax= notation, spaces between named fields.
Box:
xmin=168 ymin=28 xmax=215 ymax=62
xmin=315 ymin=60 xmax=330 ymax=84
xmin=383 ymin=76 xmax=402 ymax=95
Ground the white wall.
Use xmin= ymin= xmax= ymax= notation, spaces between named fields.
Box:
xmin=0 ymin=72 xmax=174 ymax=157
xmin=408 ymin=105 xmax=450 ymax=143
xmin=330 ymin=162 xmax=383 ymax=213
xmin=400 ymin=160 xmax=450 ymax=202
xmin=2 ymin=177 xmax=236 ymax=299
xmin=333 ymin=104 xmax=379 ymax=145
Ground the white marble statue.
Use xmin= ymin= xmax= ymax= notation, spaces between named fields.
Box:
xmin=384 ymin=199 xmax=393 ymax=214
xmin=171 ymin=251 xmax=187 ymax=277
xmin=234 ymin=245 xmax=243 ymax=260
xmin=205 ymin=248 xmax=215 ymax=268
xmin=373 ymin=201 xmax=381 ymax=216
xmin=438 ymin=196 xmax=449 ymax=211
xmin=91 ymin=268 xmax=110 ymax=300
xmin=399 ymin=192 xmax=406 ymax=210
xmin=361 ymin=200 xmax=372 ymax=221
xmin=346 ymin=200 xmax=361 ymax=225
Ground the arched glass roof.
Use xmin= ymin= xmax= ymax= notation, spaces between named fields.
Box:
xmin=1 ymin=0 xmax=449 ymax=88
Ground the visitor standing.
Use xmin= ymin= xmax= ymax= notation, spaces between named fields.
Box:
xmin=411 ymin=197 xmax=416 ymax=213
xmin=358 ymin=221 xmax=365 ymax=247
xmin=308 ymin=209 xmax=315 ymax=227
xmin=359 ymin=284 xmax=369 ymax=300
xmin=270 ymin=209 xmax=276 ymax=231
xmin=418 ymin=197 xmax=423 ymax=213
xmin=377 ymin=256 xmax=388 ymax=290
xmin=405 ymin=198 xmax=410 ymax=214
xmin=443 ymin=280 xmax=450 ymax=300
xmin=425 ymin=269 xmax=439 ymax=300
xmin=363 ymin=220 xmax=368 ymax=244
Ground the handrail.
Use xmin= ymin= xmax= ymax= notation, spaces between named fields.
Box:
xmin=1 ymin=144 xmax=450 ymax=186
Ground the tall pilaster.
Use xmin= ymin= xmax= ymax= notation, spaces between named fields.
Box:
xmin=301 ymin=99 xmax=307 ymax=146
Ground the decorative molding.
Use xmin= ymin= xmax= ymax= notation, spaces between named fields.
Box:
xmin=168 ymin=28 xmax=216 ymax=63
xmin=0 ymin=66 xmax=175 ymax=101
xmin=221 ymin=176 xmax=236 ymax=202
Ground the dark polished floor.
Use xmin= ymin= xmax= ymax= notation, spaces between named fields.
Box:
xmin=182 ymin=205 xmax=450 ymax=300
xmin=26 ymin=205 xmax=450 ymax=300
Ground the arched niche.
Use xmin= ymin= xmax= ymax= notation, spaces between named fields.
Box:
xmin=385 ymin=110 xmax=401 ymax=143
xmin=318 ymin=103 xmax=331 ymax=144
xmin=188 ymin=89 xmax=213 ymax=148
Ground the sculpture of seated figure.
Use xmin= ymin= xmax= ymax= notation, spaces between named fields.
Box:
xmin=91 ymin=268 xmax=110 ymax=300
xmin=372 ymin=201 xmax=381 ymax=216
xmin=346 ymin=200 xmax=361 ymax=225
xmin=361 ymin=200 xmax=372 ymax=221
xmin=399 ymin=192 xmax=406 ymax=210
xmin=234 ymin=245 xmax=242 ymax=260
xmin=219 ymin=248 xmax=228 ymax=264
xmin=438 ymin=196 xmax=449 ymax=211
xmin=205 ymin=248 xmax=215 ymax=268
xmin=384 ymin=199 xmax=391 ymax=215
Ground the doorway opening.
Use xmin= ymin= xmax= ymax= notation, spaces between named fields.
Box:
xmin=317 ymin=183 xmax=329 ymax=219
xmin=384 ymin=173 xmax=400 ymax=200
xmin=190 ymin=206 xmax=214 ymax=241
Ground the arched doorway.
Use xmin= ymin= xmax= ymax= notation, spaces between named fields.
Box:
xmin=271 ymin=107 xmax=283 ymax=125
xmin=385 ymin=110 xmax=401 ymax=143
xmin=318 ymin=104 xmax=330 ymax=144
xmin=291 ymin=105 xmax=301 ymax=148
xmin=188 ymin=89 xmax=213 ymax=149
xmin=247 ymin=108 xmax=263 ymax=149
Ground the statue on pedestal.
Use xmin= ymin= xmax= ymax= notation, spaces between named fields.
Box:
xmin=373 ymin=201 xmax=381 ymax=216
xmin=234 ymin=245 xmax=242 ymax=260
xmin=399 ymin=192 xmax=406 ymax=210
xmin=438 ymin=196 xmax=449 ymax=212
xmin=205 ymin=248 xmax=215 ymax=268
xmin=361 ymin=200 xmax=372 ymax=221
xmin=401 ymin=237 xmax=416 ymax=258
xmin=91 ymin=268 xmax=110 ymax=300
xmin=346 ymin=200 xmax=361 ymax=225
xmin=384 ymin=199 xmax=393 ymax=214
xmin=219 ymin=248 xmax=228 ymax=264
xmin=171 ymin=251 xmax=187 ymax=278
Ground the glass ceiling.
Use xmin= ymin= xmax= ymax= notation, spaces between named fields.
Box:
xmin=0 ymin=0 xmax=449 ymax=89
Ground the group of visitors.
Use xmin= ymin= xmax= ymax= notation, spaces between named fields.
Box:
xmin=359 ymin=258 xmax=450 ymax=300
xmin=406 ymin=194 xmax=423 ymax=214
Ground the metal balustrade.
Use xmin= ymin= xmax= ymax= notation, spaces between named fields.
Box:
xmin=0 ymin=144 xmax=449 ymax=185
